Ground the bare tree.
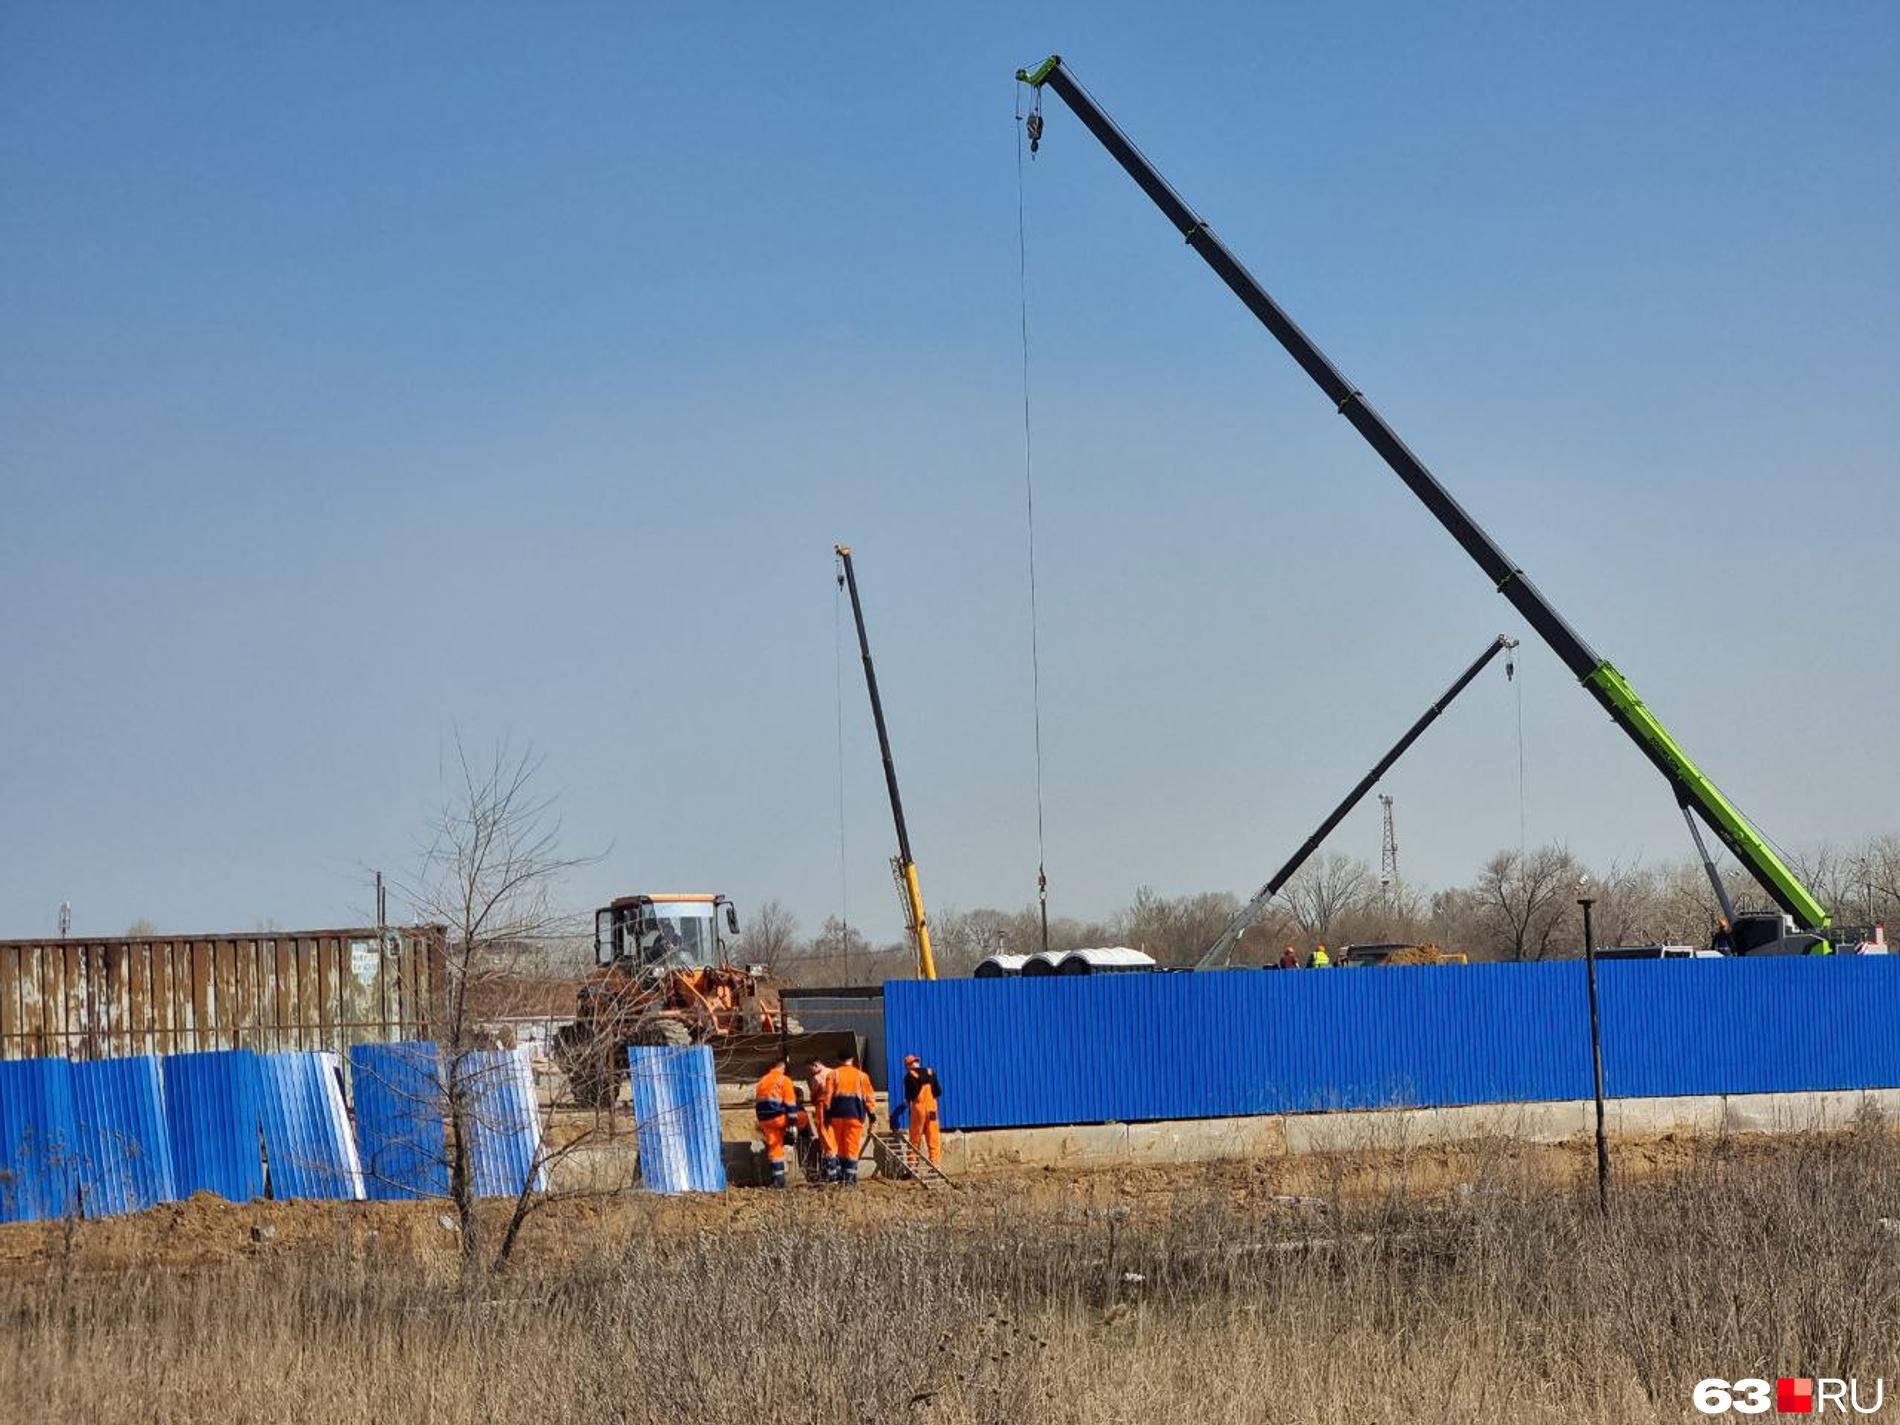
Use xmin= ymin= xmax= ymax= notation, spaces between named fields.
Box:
xmin=1117 ymin=886 xmax=1243 ymax=966
xmin=929 ymin=905 xmax=1017 ymax=975
xmin=1790 ymin=843 xmax=1863 ymax=922
xmin=776 ymin=917 xmax=906 ymax=986
xmin=1471 ymin=845 xmax=1581 ymax=961
xmin=1855 ymin=836 xmax=1900 ymax=925
xmin=394 ymin=739 xmax=601 ymax=1273
xmin=1586 ymin=859 xmax=1663 ymax=948
xmin=1281 ymin=854 xmax=1373 ymax=943
xmin=740 ymin=899 xmax=800 ymax=974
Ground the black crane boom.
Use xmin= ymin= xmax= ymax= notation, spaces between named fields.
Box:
xmin=1016 ymin=54 xmax=1828 ymax=931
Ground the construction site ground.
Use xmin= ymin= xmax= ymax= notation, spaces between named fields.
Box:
xmin=0 ymin=1127 xmax=1767 ymax=1276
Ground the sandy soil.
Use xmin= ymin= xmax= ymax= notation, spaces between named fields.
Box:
xmin=0 ymin=1127 xmax=1750 ymax=1277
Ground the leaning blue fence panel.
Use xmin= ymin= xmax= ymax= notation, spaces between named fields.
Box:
xmin=458 ymin=1048 xmax=546 ymax=1199
xmin=627 ymin=1045 xmax=725 ymax=1193
xmin=258 ymin=1052 xmax=364 ymax=1200
xmin=0 ymin=1057 xmax=79 ymax=1222
xmin=885 ymin=957 xmax=1900 ymax=1131
xmin=350 ymin=1042 xmax=448 ymax=1200
xmin=70 ymin=1056 xmax=176 ymax=1216
xmin=163 ymin=1049 xmax=266 ymax=1202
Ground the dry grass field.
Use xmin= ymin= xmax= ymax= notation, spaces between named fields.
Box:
xmin=4 ymin=1125 xmax=1898 ymax=1424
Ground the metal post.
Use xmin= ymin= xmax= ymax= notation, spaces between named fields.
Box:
xmin=1579 ymin=896 xmax=1609 ymax=1214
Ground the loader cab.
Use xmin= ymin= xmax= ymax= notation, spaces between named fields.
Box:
xmin=595 ymin=894 xmax=740 ymax=972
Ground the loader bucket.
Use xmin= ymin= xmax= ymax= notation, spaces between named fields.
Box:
xmin=708 ymin=1030 xmax=861 ymax=1086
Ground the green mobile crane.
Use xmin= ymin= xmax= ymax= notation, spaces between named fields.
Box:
xmin=1016 ymin=54 xmax=1830 ymax=945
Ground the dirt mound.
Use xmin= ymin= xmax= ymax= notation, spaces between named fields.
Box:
xmin=0 ymin=1128 xmax=1757 ymax=1277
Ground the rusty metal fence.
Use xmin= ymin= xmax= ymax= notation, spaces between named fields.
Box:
xmin=0 ymin=926 xmax=445 ymax=1061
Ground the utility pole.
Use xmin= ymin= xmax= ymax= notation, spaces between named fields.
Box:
xmin=1578 ymin=889 xmax=1610 ymax=1215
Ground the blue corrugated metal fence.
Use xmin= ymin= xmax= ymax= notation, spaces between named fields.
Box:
xmin=885 ymin=957 xmax=1900 ymax=1130
xmin=70 ymin=1055 xmax=176 ymax=1216
xmin=163 ymin=1050 xmax=267 ymax=1202
xmin=350 ymin=1042 xmax=449 ymax=1201
xmin=627 ymin=1045 xmax=726 ymax=1193
xmin=6 ymin=955 xmax=1889 ymax=1220
xmin=258 ymin=1052 xmax=364 ymax=1201
xmin=0 ymin=1040 xmax=570 ymax=1222
xmin=0 ymin=1058 xmax=79 ymax=1222
xmin=457 ymin=1048 xmax=547 ymax=1199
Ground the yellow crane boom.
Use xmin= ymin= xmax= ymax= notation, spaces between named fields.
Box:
xmin=835 ymin=545 xmax=937 ymax=980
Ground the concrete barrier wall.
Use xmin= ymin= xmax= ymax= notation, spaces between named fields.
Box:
xmin=925 ymin=1088 xmax=1900 ymax=1177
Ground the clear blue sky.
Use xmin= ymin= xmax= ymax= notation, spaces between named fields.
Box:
xmin=3 ymin=4 xmax=1895 ymax=944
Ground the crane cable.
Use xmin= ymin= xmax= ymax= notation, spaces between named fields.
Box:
xmin=1016 ymin=81 xmax=1051 ymax=956
xmin=833 ymin=571 xmax=851 ymax=977
xmin=1511 ymin=644 xmax=1527 ymax=852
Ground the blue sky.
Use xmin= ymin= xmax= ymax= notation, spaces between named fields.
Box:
xmin=2 ymin=4 xmax=1895 ymax=944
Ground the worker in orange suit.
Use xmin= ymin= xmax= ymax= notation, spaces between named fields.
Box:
xmin=792 ymin=1098 xmax=814 ymax=1178
xmin=806 ymin=1058 xmax=836 ymax=1181
xmin=901 ymin=1053 xmax=943 ymax=1167
xmin=753 ymin=1055 xmax=798 ymax=1188
xmin=824 ymin=1047 xmax=876 ymax=1185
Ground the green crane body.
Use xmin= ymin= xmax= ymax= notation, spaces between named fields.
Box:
xmin=1018 ymin=54 xmax=1828 ymax=931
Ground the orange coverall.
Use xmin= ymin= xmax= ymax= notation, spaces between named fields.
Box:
xmin=754 ymin=1066 xmax=798 ymax=1188
xmin=904 ymin=1065 xmax=943 ymax=1165
xmin=808 ymin=1064 xmax=836 ymax=1172
xmin=824 ymin=1063 xmax=876 ymax=1184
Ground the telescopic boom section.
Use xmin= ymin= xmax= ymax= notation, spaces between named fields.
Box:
xmin=835 ymin=545 xmax=938 ymax=979
xmin=1017 ymin=55 xmax=1829 ymax=931
xmin=1196 ymin=635 xmax=1518 ymax=970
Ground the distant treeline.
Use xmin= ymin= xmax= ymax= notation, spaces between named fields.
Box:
xmin=758 ymin=834 xmax=1900 ymax=984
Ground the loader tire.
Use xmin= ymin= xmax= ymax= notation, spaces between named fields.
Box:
xmin=630 ymin=1018 xmax=694 ymax=1049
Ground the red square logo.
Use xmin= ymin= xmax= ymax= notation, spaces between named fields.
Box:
xmin=1777 ymin=1378 xmax=1814 ymax=1414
